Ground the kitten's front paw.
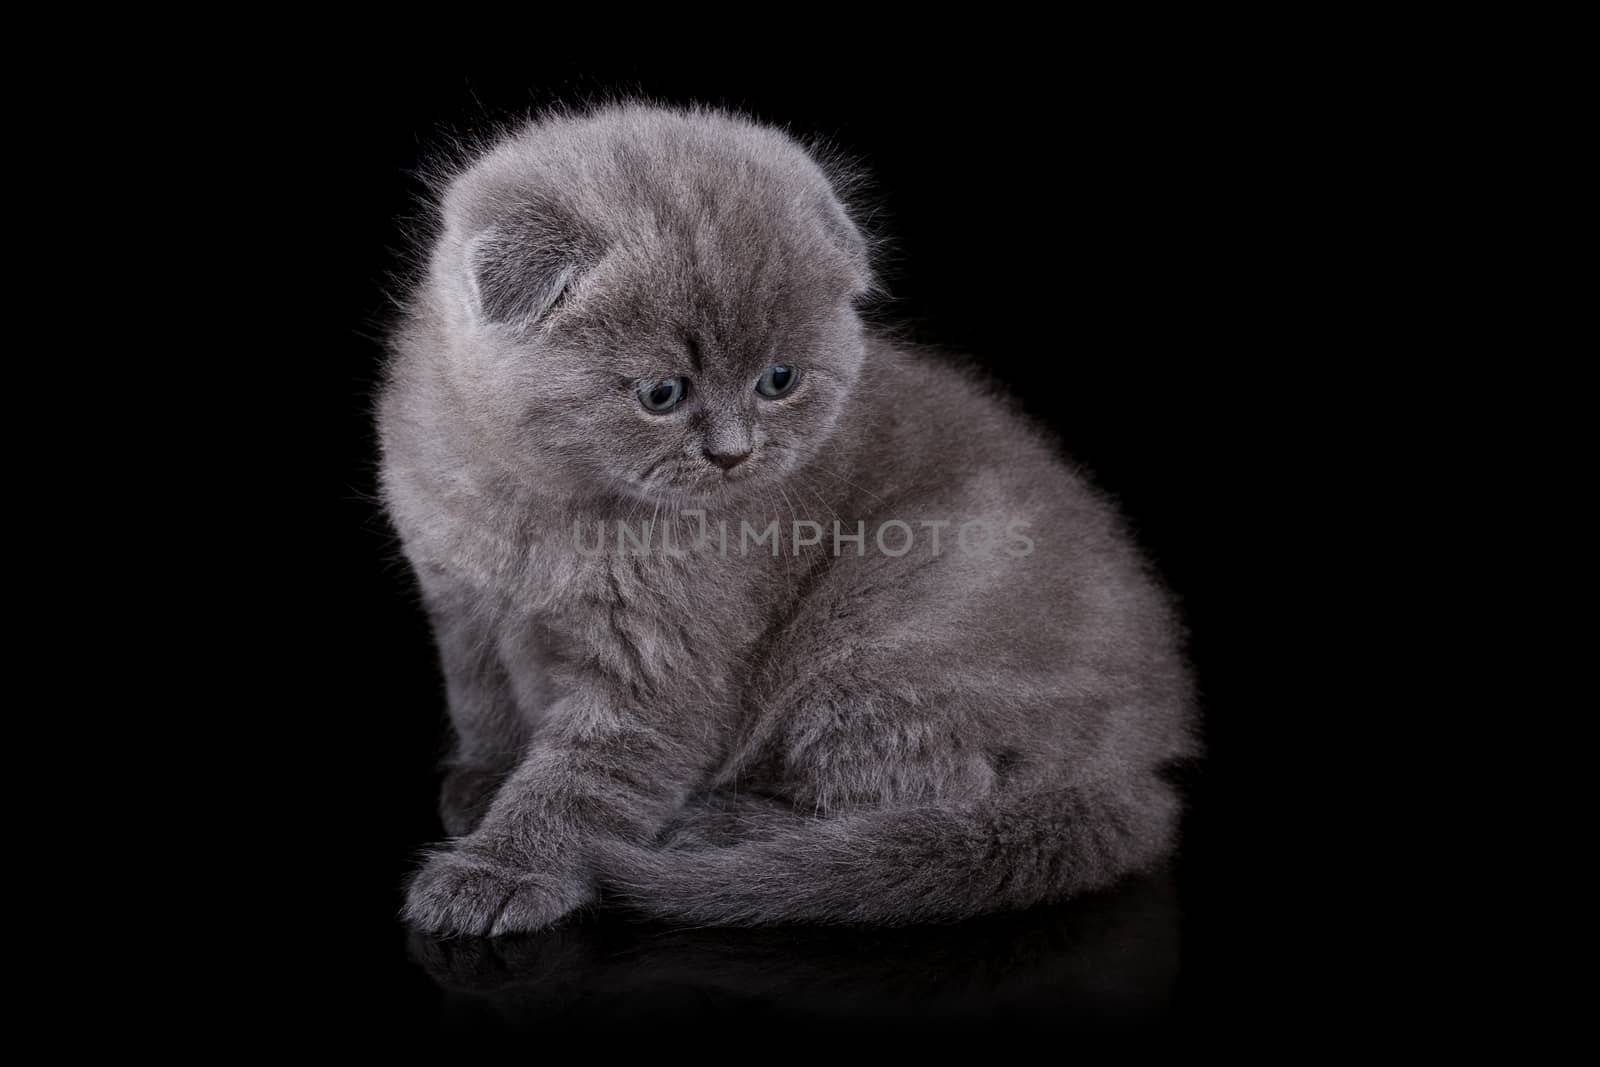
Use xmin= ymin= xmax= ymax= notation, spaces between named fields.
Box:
xmin=403 ymin=848 xmax=589 ymax=937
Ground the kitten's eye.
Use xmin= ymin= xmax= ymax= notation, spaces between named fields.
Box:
xmin=638 ymin=377 xmax=688 ymax=413
xmin=755 ymin=365 xmax=799 ymax=398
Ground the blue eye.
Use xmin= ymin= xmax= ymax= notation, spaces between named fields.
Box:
xmin=639 ymin=377 xmax=688 ymax=413
xmin=756 ymin=365 xmax=799 ymax=398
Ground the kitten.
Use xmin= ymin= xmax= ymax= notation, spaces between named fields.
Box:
xmin=379 ymin=103 xmax=1197 ymax=934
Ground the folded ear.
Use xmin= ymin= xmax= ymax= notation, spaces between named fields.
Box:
xmin=810 ymin=186 xmax=874 ymax=299
xmin=463 ymin=197 xmax=600 ymax=332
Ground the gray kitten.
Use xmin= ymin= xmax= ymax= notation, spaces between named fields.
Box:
xmin=379 ymin=103 xmax=1197 ymax=935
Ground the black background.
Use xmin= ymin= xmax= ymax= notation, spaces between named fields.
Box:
xmin=266 ymin=64 xmax=1310 ymax=1037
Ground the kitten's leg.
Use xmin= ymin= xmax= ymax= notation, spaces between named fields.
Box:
xmin=656 ymin=788 xmax=796 ymax=849
xmin=404 ymin=690 xmax=711 ymax=936
xmin=592 ymin=666 xmax=1182 ymax=925
xmin=425 ymin=596 xmax=529 ymax=836
xmin=437 ymin=763 xmax=511 ymax=838
xmin=769 ymin=666 xmax=1006 ymax=815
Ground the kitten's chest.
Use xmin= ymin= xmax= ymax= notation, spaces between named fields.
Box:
xmin=522 ymin=542 xmax=773 ymax=700
xmin=404 ymin=486 xmax=794 ymax=695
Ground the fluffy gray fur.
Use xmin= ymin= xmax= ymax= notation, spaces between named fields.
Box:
xmin=379 ymin=103 xmax=1197 ymax=935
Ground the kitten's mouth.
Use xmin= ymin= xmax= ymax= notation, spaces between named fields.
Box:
xmin=713 ymin=465 xmax=755 ymax=484
xmin=629 ymin=461 xmax=761 ymax=504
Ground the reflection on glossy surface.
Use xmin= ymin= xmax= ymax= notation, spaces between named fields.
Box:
xmin=407 ymin=871 xmax=1181 ymax=1031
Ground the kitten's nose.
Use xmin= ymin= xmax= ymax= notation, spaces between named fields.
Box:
xmin=704 ymin=446 xmax=752 ymax=471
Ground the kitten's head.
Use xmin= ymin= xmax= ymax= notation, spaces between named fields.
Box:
xmin=415 ymin=104 xmax=875 ymax=506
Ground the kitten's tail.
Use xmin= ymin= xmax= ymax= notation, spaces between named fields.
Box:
xmin=595 ymin=780 xmax=1180 ymax=925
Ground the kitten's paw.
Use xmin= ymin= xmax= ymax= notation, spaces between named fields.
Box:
xmin=403 ymin=849 xmax=588 ymax=937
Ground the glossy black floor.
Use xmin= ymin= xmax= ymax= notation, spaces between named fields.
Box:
xmin=275 ymin=64 xmax=1288 ymax=1035
xmin=370 ymin=871 xmax=1198 ymax=1034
